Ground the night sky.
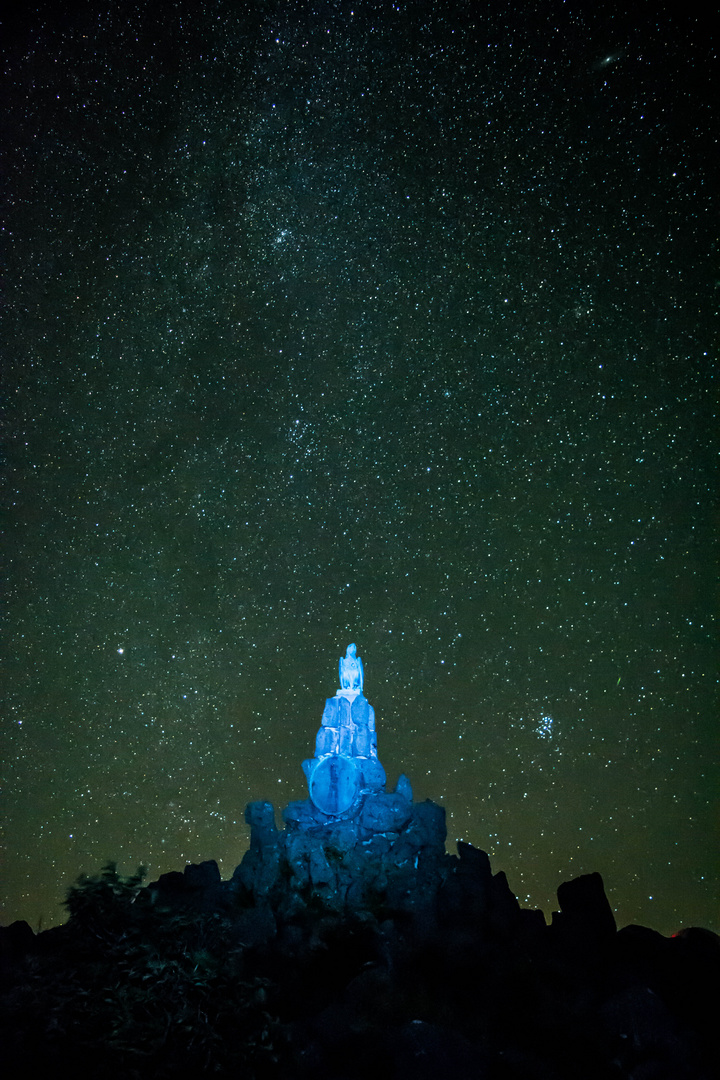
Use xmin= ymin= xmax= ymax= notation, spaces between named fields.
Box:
xmin=3 ymin=1 xmax=717 ymax=936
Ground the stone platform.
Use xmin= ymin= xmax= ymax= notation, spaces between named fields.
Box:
xmin=233 ymin=778 xmax=451 ymax=917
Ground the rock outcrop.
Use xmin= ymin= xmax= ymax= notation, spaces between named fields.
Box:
xmin=232 ymin=777 xmax=452 ymax=919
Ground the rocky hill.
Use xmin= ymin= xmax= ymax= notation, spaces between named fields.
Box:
xmin=2 ymin=793 xmax=717 ymax=1079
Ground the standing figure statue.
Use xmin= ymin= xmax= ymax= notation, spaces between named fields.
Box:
xmin=339 ymin=643 xmax=364 ymax=691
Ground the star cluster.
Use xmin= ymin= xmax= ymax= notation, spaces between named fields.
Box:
xmin=3 ymin=1 xmax=717 ymax=934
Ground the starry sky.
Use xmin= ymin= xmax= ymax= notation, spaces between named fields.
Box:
xmin=3 ymin=0 xmax=717 ymax=935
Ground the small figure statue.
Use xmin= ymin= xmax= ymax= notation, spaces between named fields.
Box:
xmin=339 ymin=643 xmax=364 ymax=691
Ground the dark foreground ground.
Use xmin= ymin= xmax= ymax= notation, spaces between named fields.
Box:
xmin=1 ymin=856 xmax=718 ymax=1080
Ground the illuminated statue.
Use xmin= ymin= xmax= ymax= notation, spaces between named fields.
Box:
xmin=300 ymin=642 xmax=385 ymax=817
xmin=338 ymin=643 xmax=363 ymax=692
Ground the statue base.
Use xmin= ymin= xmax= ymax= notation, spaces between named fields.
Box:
xmin=302 ymin=691 xmax=385 ymax=818
xmin=234 ymin=778 xmax=452 ymax=919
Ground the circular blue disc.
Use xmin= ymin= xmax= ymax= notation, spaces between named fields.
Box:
xmin=309 ymin=755 xmax=359 ymax=816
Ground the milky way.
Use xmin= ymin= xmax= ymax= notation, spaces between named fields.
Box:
xmin=3 ymin=1 xmax=717 ymax=934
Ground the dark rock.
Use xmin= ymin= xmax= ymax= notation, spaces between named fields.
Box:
xmin=552 ymin=870 xmax=616 ymax=948
xmin=309 ymin=999 xmax=356 ymax=1050
xmin=232 ymin=904 xmax=277 ymax=947
xmin=488 ymin=870 xmax=522 ymax=937
xmin=343 ymin=964 xmax=405 ymax=1030
xmin=155 ymin=869 xmax=188 ymax=895
xmin=173 ymin=859 xmax=226 ymax=911
xmin=393 ymin=1020 xmax=484 ymax=1080
xmin=600 ymin=985 xmax=704 ymax=1079
xmin=246 ymin=799 xmax=279 ymax=841
xmin=149 ymin=864 xmax=228 ymax=912
xmin=285 ymin=832 xmax=335 ymax=891
xmin=359 ymin=791 xmax=413 ymax=834
xmin=360 ymin=833 xmax=394 ymax=859
xmin=33 ymin=923 xmax=69 ymax=954
xmin=282 ymin=798 xmax=322 ymax=830
xmin=234 ymin=800 xmax=284 ymax=899
xmin=457 ymin=839 xmax=492 ymax=879
xmin=324 ymin=821 xmax=364 ymax=857
xmin=0 ymin=919 xmax=35 ymax=960
xmin=519 ymin=907 xmax=548 ymax=938
xmin=393 ymin=773 xmax=413 ymax=801
xmin=613 ymin=923 xmax=669 ymax=981
xmin=612 ymin=922 xmax=720 ymax=1072
xmin=358 ymin=757 xmax=387 ymax=792
xmin=438 ymin=841 xmax=493 ymax=927
xmin=384 ymin=865 xmax=420 ymax=912
xmin=184 ymin=859 xmax=221 ymax=889
xmin=387 ymin=800 xmax=447 ymax=866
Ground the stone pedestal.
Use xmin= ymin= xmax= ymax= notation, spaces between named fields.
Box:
xmin=301 ymin=690 xmax=386 ymax=820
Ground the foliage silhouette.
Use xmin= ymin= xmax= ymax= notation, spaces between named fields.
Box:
xmin=2 ymin=863 xmax=279 ymax=1078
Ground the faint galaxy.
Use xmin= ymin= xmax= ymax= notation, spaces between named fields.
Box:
xmin=2 ymin=1 xmax=717 ymax=934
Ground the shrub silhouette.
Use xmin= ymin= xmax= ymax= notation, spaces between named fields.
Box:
xmin=63 ymin=860 xmax=147 ymax=931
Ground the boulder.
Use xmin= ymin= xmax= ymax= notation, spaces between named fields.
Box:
xmin=0 ymin=920 xmax=35 ymax=962
xmin=552 ymin=871 xmax=616 ymax=949
xmin=488 ymin=871 xmax=522 ymax=937
xmin=600 ymin=985 xmax=702 ymax=1079
xmin=184 ymin=859 xmax=221 ymax=889
xmin=393 ymin=1020 xmax=483 ymax=1080
xmin=234 ymin=803 xmax=283 ymax=899
xmin=285 ymin=832 xmax=335 ymax=891
xmin=154 ymin=870 xmax=187 ymax=896
xmin=232 ymin=904 xmax=277 ymax=947
xmin=359 ymin=791 xmax=413 ymax=834
xmin=245 ymin=800 xmax=278 ymax=845
xmin=438 ymin=842 xmax=492 ymax=925
xmin=323 ymin=822 xmax=361 ymax=858
xmin=282 ymin=798 xmax=321 ymax=830
xmin=394 ymin=773 xmax=413 ymax=802
xmin=409 ymin=799 xmax=447 ymax=854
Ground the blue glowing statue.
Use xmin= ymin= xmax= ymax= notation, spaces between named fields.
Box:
xmin=302 ymin=642 xmax=384 ymax=817
xmin=339 ymin=643 xmax=363 ymax=692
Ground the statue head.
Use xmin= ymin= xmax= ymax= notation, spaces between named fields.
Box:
xmin=346 ymin=643 xmax=357 ymax=657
